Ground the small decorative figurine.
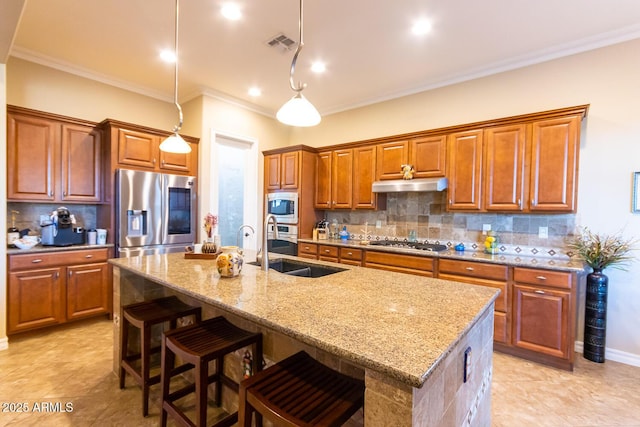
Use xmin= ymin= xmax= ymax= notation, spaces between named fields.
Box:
xmin=401 ymin=164 xmax=415 ymax=180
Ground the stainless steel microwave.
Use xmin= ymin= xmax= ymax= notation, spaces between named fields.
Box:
xmin=266 ymin=192 xmax=298 ymax=224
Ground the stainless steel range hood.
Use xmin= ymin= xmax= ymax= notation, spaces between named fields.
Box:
xmin=371 ymin=177 xmax=448 ymax=193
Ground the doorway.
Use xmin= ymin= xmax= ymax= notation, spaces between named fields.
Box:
xmin=210 ymin=131 xmax=258 ymax=250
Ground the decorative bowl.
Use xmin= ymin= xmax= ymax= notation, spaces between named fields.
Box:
xmin=14 ymin=237 xmax=40 ymax=250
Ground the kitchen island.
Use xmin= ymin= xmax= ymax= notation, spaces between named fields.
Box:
xmin=110 ymin=252 xmax=499 ymax=426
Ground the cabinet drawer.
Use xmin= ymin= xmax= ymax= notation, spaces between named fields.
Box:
xmin=439 ymin=258 xmax=508 ymax=281
xmin=365 ymin=251 xmax=434 ymax=273
xmin=318 ymin=245 xmax=339 ymax=258
xmin=9 ymin=248 xmax=110 ymax=271
xmin=339 ymin=248 xmax=363 ymax=261
xmin=514 ymin=267 xmax=572 ymax=290
xmin=298 ymin=243 xmax=318 ymax=256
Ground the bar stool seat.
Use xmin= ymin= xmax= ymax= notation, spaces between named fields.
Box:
xmin=239 ymin=351 xmax=365 ymax=427
xmin=120 ymin=296 xmax=202 ymax=416
xmin=160 ymin=316 xmax=263 ymax=427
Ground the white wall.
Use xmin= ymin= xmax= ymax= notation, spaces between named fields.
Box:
xmin=291 ymin=38 xmax=640 ymax=362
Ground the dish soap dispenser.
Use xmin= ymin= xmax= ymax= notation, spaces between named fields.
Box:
xmin=7 ymin=210 xmax=20 ymax=247
xmin=339 ymin=226 xmax=349 ymax=242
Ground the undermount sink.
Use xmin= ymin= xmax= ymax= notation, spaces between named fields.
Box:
xmin=249 ymin=258 xmax=346 ymax=278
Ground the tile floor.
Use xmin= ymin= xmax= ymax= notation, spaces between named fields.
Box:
xmin=1 ymin=318 xmax=639 ymax=426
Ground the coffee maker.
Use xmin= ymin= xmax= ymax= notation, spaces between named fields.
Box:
xmin=41 ymin=207 xmax=86 ymax=246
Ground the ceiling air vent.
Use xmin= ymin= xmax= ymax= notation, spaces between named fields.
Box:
xmin=266 ymin=33 xmax=297 ymax=52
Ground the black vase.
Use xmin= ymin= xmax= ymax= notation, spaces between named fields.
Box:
xmin=583 ymin=268 xmax=608 ymax=363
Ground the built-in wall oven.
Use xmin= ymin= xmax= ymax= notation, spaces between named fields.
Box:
xmin=266 ymin=192 xmax=298 ymax=224
xmin=267 ymin=223 xmax=298 ymax=255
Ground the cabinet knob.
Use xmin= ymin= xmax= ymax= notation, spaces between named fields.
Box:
xmin=85 ymin=255 xmax=93 ymax=258
xmin=32 ymin=259 xmax=43 ymax=264
xmin=465 ymin=267 xmax=474 ymax=271
xmin=153 ymin=158 xmax=156 ymax=164
xmin=324 ymin=249 xmax=330 ymax=253
xmin=347 ymin=252 xmax=353 ymax=256
xmin=534 ymin=290 xmax=546 ymax=295
xmin=535 ymin=275 xmax=547 ymax=281
xmin=63 ymin=191 xmax=67 ymax=197
xmin=517 ymin=198 xmax=521 ymax=207
xmin=49 ymin=191 xmax=54 ymax=197
xmin=54 ymin=272 xmax=59 ymax=279
xmin=162 ymin=159 xmax=165 ymax=166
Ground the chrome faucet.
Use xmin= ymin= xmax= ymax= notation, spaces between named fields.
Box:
xmin=236 ymin=224 xmax=255 ymax=250
xmin=261 ymin=214 xmax=278 ymax=271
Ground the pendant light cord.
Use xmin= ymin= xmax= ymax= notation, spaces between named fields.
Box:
xmin=288 ymin=0 xmax=306 ymax=93
xmin=173 ymin=0 xmax=183 ymax=133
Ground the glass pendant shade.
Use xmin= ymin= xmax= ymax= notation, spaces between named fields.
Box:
xmin=276 ymin=92 xmax=321 ymax=127
xmin=159 ymin=132 xmax=191 ymax=153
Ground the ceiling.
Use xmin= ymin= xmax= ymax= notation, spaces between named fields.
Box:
xmin=7 ymin=0 xmax=640 ymax=119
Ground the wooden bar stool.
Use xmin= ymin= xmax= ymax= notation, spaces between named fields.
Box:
xmin=239 ymin=351 xmax=365 ymax=427
xmin=119 ymin=296 xmax=202 ymax=416
xmin=160 ymin=316 xmax=263 ymax=427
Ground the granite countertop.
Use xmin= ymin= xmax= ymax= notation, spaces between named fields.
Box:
xmin=7 ymin=243 xmax=114 ymax=255
xmin=110 ymin=251 xmax=499 ymax=388
xmin=299 ymin=238 xmax=587 ymax=273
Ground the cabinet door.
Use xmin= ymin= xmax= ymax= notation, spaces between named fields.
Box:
xmin=483 ymin=124 xmax=526 ymax=211
xmin=512 ymin=284 xmax=570 ymax=359
xmin=280 ymin=151 xmax=300 ymax=189
xmin=315 ymin=152 xmax=332 ymax=209
xmin=265 ymin=154 xmax=282 ymax=191
xmin=376 ymin=140 xmax=408 ymax=180
xmin=410 ymin=135 xmax=446 ymax=178
xmin=61 ymin=124 xmax=102 ymax=202
xmin=7 ymin=113 xmax=57 ymax=201
xmin=118 ymin=128 xmax=159 ymax=169
xmin=447 ymin=129 xmax=483 ymax=211
xmin=332 ymin=149 xmax=353 ymax=209
xmin=353 ymin=146 xmax=377 ymax=209
xmin=67 ymin=263 xmax=111 ymax=320
xmin=8 ymin=268 xmax=64 ymax=334
xmin=529 ymin=116 xmax=580 ymax=212
xmin=159 ymin=140 xmax=193 ymax=173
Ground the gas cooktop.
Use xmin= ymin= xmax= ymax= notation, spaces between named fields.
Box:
xmin=368 ymin=241 xmax=448 ymax=252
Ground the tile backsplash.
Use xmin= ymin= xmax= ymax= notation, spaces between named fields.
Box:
xmin=324 ymin=192 xmax=577 ymax=260
xmin=7 ymin=203 xmax=98 ymax=235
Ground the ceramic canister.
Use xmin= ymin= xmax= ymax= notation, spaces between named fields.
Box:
xmin=215 ymin=246 xmax=244 ymax=277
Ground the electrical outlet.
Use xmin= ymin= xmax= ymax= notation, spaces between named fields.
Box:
xmin=376 ymin=220 xmax=382 ymax=229
xmin=482 ymin=224 xmax=491 ymax=235
xmin=539 ymin=226 xmax=548 ymax=239
xmin=463 ymin=346 xmax=472 ymax=383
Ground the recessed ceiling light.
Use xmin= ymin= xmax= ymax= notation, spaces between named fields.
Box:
xmin=411 ymin=19 xmax=432 ymax=36
xmin=160 ymin=49 xmax=176 ymax=63
xmin=311 ymin=61 xmax=326 ymax=73
xmin=248 ymin=87 xmax=262 ymax=97
xmin=221 ymin=3 xmax=242 ymax=21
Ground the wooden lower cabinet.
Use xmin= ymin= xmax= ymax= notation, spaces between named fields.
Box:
xmin=297 ymin=242 xmax=318 ymax=259
xmin=7 ymin=248 xmax=112 ymax=335
xmin=438 ymin=258 xmax=509 ymax=344
xmin=339 ymin=248 xmax=363 ymax=266
xmin=318 ymin=245 xmax=339 ymax=262
xmin=508 ymin=267 xmax=575 ymax=369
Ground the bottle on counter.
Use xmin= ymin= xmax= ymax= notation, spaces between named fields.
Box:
xmin=339 ymin=226 xmax=349 ymax=242
xmin=7 ymin=210 xmax=20 ymax=247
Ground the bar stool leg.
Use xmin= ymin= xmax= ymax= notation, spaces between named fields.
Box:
xmin=141 ymin=323 xmax=151 ymax=416
xmin=119 ymin=316 xmax=129 ymax=389
xmin=196 ymin=358 xmax=208 ymax=427
xmin=160 ymin=334 xmax=173 ymax=427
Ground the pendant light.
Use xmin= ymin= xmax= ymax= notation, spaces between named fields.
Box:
xmin=159 ymin=0 xmax=192 ymax=153
xmin=276 ymin=0 xmax=321 ymax=127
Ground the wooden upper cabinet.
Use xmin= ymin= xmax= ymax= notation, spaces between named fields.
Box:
xmin=61 ymin=124 xmax=102 ymax=202
xmin=281 ymin=151 xmax=300 ymax=189
xmin=353 ymin=146 xmax=378 ymax=209
xmin=409 ymin=135 xmax=447 ymax=178
xmin=265 ymin=151 xmax=299 ymax=191
xmin=7 ymin=106 xmax=102 ymax=203
xmin=315 ymin=151 xmax=332 ymax=208
xmin=7 ymin=112 xmax=57 ymax=201
xmin=447 ymin=129 xmax=483 ymax=211
xmin=376 ymin=140 xmax=408 ymax=180
xmin=116 ymin=126 xmax=196 ymax=175
xmin=529 ymin=116 xmax=580 ymax=212
xmin=331 ymin=149 xmax=353 ymax=209
xmin=483 ymin=124 xmax=526 ymax=211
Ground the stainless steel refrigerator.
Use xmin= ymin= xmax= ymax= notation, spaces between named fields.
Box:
xmin=115 ymin=168 xmax=196 ymax=257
